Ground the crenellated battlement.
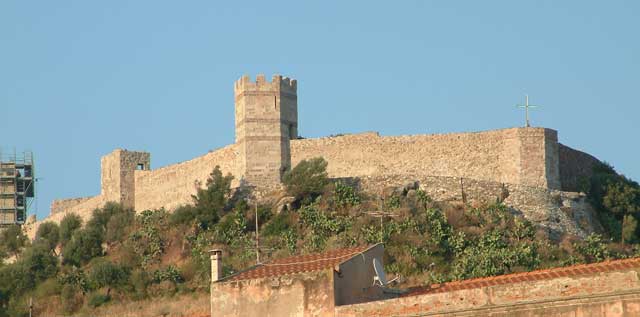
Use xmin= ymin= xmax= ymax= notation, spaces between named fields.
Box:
xmin=234 ymin=74 xmax=297 ymax=96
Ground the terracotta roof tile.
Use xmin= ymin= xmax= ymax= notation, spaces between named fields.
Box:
xmin=222 ymin=244 xmax=375 ymax=282
xmin=405 ymin=257 xmax=640 ymax=297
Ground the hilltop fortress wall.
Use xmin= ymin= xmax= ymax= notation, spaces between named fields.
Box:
xmin=35 ymin=74 xmax=603 ymax=239
xmin=292 ymin=127 xmax=562 ymax=190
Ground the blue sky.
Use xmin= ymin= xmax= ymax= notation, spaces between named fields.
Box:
xmin=1 ymin=1 xmax=638 ymax=220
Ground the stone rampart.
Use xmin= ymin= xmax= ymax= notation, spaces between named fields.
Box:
xmin=291 ymin=127 xmax=561 ymax=190
xmin=134 ymin=144 xmax=238 ymax=212
xmin=50 ymin=197 xmax=94 ymax=215
xmin=559 ymin=143 xmax=603 ymax=192
xmin=33 ymin=126 xmax=603 ymax=241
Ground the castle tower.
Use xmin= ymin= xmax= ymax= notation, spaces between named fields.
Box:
xmin=100 ymin=149 xmax=150 ymax=209
xmin=234 ymin=74 xmax=298 ymax=188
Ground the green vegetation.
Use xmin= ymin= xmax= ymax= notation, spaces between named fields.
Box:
xmin=2 ymin=160 xmax=640 ymax=316
xmin=283 ymin=157 xmax=329 ymax=200
xmin=581 ymin=163 xmax=640 ymax=243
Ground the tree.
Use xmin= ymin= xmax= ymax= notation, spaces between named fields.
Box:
xmin=62 ymin=227 xmax=103 ymax=266
xmin=622 ymin=214 xmax=638 ymax=244
xmin=60 ymin=213 xmax=82 ymax=246
xmin=283 ymin=157 xmax=329 ymax=200
xmin=36 ymin=222 xmax=60 ymax=251
xmin=191 ymin=166 xmax=234 ymax=229
xmin=106 ymin=210 xmax=134 ymax=244
xmin=0 ymin=224 xmax=27 ymax=256
xmin=89 ymin=260 xmax=130 ymax=296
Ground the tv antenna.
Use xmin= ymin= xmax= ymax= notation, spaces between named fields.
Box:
xmin=364 ymin=196 xmax=400 ymax=243
xmin=372 ymin=258 xmax=399 ymax=286
xmin=516 ymin=94 xmax=540 ymax=127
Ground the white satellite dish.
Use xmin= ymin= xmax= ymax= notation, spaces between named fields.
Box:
xmin=373 ymin=258 xmax=398 ymax=286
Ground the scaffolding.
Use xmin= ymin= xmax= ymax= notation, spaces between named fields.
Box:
xmin=0 ymin=149 xmax=35 ymax=226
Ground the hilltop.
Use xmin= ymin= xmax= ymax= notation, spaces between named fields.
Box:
xmin=2 ymin=157 xmax=640 ymax=316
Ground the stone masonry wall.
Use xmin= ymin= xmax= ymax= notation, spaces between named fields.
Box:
xmin=335 ymin=265 xmax=640 ymax=317
xmin=34 ymin=126 xmax=602 ymax=241
xmin=235 ymin=74 xmax=297 ymax=188
xmin=134 ymin=144 xmax=238 ymax=212
xmin=291 ymin=127 xmax=561 ymax=189
xmin=559 ymin=143 xmax=603 ymax=192
xmin=50 ymin=197 xmax=94 ymax=215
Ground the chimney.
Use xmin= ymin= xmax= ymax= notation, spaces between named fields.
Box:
xmin=209 ymin=249 xmax=223 ymax=282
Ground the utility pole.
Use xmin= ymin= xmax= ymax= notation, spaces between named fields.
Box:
xmin=516 ymin=94 xmax=540 ymax=127
xmin=255 ymin=202 xmax=260 ymax=264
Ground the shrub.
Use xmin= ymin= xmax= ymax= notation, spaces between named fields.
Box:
xmin=21 ymin=243 xmax=59 ymax=284
xmin=129 ymin=269 xmax=150 ymax=299
xmin=622 ymin=214 xmax=638 ymax=244
xmin=262 ymin=212 xmax=293 ymax=236
xmin=127 ymin=210 xmax=168 ymax=268
xmin=62 ymin=227 xmax=103 ymax=266
xmin=169 ymin=205 xmax=198 ymax=226
xmin=60 ymin=284 xmax=83 ymax=314
xmin=152 ymin=265 xmax=184 ymax=284
xmin=191 ymin=166 xmax=234 ymax=229
xmin=106 ymin=210 xmax=135 ymax=244
xmin=89 ymin=260 xmax=130 ymax=294
xmin=299 ymin=201 xmax=352 ymax=251
xmin=58 ymin=267 xmax=89 ymax=293
xmin=0 ymin=224 xmax=27 ymax=256
xmin=35 ymin=222 xmax=60 ymax=251
xmin=334 ymin=181 xmax=361 ymax=208
xmin=87 ymin=292 xmax=111 ymax=308
xmin=575 ymin=234 xmax=611 ymax=263
xmin=59 ymin=213 xmax=82 ymax=246
xmin=283 ymin=157 xmax=329 ymax=200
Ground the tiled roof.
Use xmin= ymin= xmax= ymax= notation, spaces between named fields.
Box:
xmin=222 ymin=244 xmax=376 ymax=282
xmin=405 ymin=256 xmax=640 ymax=297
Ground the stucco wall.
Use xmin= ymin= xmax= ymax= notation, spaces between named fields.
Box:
xmin=290 ymin=127 xmax=560 ymax=190
xmin=211 ymin=271 xmax=335 ymax=317
xmin=334 ymin=244 xmax=387 ymax=306
xmin=335 ymin=267 xmax=640 ymax=317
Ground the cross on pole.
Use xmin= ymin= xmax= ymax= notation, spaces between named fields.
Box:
xmin=516 ymin=95 xmax=539 ymax=128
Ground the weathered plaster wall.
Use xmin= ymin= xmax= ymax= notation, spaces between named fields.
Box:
xmin=134 ymin=145 xmax=238 ymax=212
xmin=335 ymin=267 xmax=640 ymax=317
xmin=291 ymin=127 xmax=560 ymax=190
xmin=211 ymin=271 xmax=335 ymax=317
xmin=334 ymin=244 xmax=387 ymax=306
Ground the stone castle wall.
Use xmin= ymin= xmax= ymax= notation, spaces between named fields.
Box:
xmin=51 ymin=197 xmax=93 ymax=215
xmin=133 ymin=145 xmax=238 ymax=212
xmin=559 ymin=143 xmax=603 ymax=192
xmin=291 ymin=127 xmax=561 ymax=189
xmin=31 ymin=75 xmax=604 ymax=240
xmin=34 ymin=127 xmax=602 ymax=240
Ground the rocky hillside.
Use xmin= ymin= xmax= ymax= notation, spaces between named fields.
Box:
xmin=1 ymin=158 xmax=639 ymax=316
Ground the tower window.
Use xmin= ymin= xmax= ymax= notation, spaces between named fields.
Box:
xmin=136 ymin=163 xmax=145 ymax=170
